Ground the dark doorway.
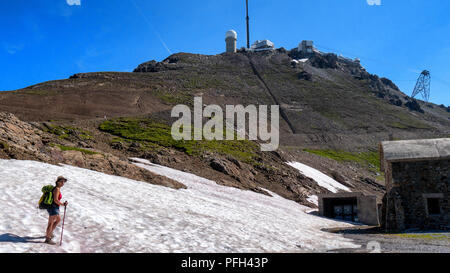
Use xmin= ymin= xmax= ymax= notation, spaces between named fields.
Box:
xmin=323 ymin=197 xmax=358 ymax=222
xmin=426 ymin=198 xmax=441 ymax=215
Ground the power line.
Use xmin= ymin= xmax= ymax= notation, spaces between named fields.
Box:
xmin=433 ymin=75 xmax=450 ymax=87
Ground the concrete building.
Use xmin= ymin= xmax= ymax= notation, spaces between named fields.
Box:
xmin=298 ymin=40 xmax=314 ymax=54
xmin=225 ymin=30 xmax=237 ymax=53
xmin=250 ymin=40 xmax=275 ymax=52
xmin=380 ymin=138 xmax=450 ymax=231
xmin=318 ymin=192 xmax=380 ymax=226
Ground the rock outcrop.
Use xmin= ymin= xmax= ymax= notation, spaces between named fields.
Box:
xmin=133 ymin=60 xmax=183 ymax=73
xmin=405 ymin=99 xmax=424 ymax=113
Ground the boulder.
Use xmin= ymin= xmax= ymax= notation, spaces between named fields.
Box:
xmin=210 ymin=159 xmax=240 ymax=177
xmin=405 ymin=99 xmax=424 ymax=113
xmin=389 ymin=98 xmax=402 ymax=107
xmin=298 ymin=71 xmax=312 ymax=81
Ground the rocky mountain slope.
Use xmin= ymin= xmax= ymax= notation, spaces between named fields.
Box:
xmin=2 ymin=49 xmax=448 ymax=148
xmin=0 ymin=112 xmax=184 ymax=189
xmin=0 ymin=48 xmax=449 ymax=206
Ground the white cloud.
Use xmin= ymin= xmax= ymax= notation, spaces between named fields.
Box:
xmin=66 ymin=0 xmax=81 ymax=6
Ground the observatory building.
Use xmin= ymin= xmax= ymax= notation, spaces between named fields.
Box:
xmin=225 ymin=30 xmax=237 ymax=53
xmin=299 ymin=40 xmax=314 ymax=54
xmin=251 ymin=40 xmax=275 ymax=52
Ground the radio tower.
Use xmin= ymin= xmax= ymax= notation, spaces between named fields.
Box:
xmin=411 ymin=70 xmax=431 ymax=102
xmin=246 ymin=0 xmax=250 ymax=49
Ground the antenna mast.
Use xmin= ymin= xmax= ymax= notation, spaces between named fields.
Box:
xmin=246 ymin=0 xmax=250 ymax=49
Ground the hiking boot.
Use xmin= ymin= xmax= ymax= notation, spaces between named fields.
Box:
xmin=44 ymin=237 xmax=56 ymax=245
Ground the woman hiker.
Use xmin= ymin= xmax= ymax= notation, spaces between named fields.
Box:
xmin=45 ymin=176 xmax=69 ymax=245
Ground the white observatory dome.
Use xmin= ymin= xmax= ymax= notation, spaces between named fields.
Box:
xmin=225 ymin=30 xmax=237 ymax=40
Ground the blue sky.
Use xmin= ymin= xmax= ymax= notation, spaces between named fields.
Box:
xmin=1 ymin=0 xmax=449 ymax=105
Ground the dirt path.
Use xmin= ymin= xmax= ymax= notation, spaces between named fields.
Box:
xmin=324 ymin=227 xmax=450 ymax=253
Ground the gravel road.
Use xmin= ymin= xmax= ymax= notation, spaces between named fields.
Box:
xmin=323 ymin=226 xmax=450 ymax=253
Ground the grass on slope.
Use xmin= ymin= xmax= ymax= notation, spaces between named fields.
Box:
xmin=99 ymin=117 xmax=261 ymax=164
xmin=44 ymin=124 xmax=93 ymax=141
xmin=304 ymin=149 xmax=381 ymax=175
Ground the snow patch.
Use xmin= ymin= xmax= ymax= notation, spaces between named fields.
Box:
xmin=292 ymin=58 xmax=309 ymax=63
xmin=286 ymin=162 xmax=350 ymax=193
xmin=0 ymin=159 xmax=359 ymax=252
xmin=307 ymin=195 xmax=318 ymax=206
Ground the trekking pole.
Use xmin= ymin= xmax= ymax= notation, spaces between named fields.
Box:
xmin=60 ymin=205 xmax=67 ymax=246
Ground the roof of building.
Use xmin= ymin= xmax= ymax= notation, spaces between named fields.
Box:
xmin=317 ymin=192 xmax=367 ymax=198
xmin=225 ymin=30 xmax=237 ymax=39
xmin=251 ymin=40 xmax=274 ymax=48
xmin=381 ymin=138 xmax=450 ymax=162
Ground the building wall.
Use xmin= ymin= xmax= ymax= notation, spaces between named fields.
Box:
xmin=358 ymin=195 xmax=380 ymax=226
xmin=385 ymin=159 xmax=449 ymax=230
xmin=226 ymin=38 xmax=237 ymax=53
xmin=318 ymin=192 xmax=379 ymax=226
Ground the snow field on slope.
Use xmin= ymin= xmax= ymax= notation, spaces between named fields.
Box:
xmin=0 ymin=159 xmax=359 ymax=253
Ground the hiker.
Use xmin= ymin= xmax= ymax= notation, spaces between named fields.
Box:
xmin=44 ymin=176 xmax=68 ymax=245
